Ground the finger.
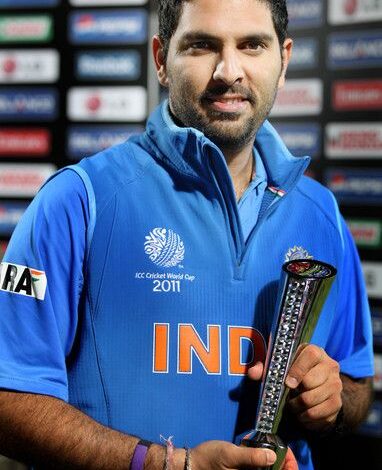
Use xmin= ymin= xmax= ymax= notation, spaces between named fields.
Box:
xmin=247 ymin=361 xmax=264 ymax=381
xmin=297 ymin=360 xmax=341 ymax=390
xmin=295 ymin=398 xmax=342 ymax=428
xmin=288 ymin=381 xmax=341 ymax=414
xmin=285 ymin=345 xmax=326 ymax=389
xmin=282 ymin=447 xmax=298 ymax=470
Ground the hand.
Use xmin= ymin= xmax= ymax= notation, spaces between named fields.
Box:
xmin=187 ymin=440 xmax=276 ymax=469
xmin=285 ymin=344 xmax=343 ymax=431
xmin=282 ymin=447 xmax=298 ymax=470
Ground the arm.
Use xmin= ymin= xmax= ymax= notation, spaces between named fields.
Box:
xmin=0 ymin=391 xmax=282 ymax=470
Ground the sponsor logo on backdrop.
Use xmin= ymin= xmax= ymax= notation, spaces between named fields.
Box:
xmin=271 ymin=79 xmax=323 ymax=117
xmin=75 ymin=51 xmax=140 ymax=81
xmin=288 ymin=38 xmax=319 ymax=70
xmin=287 ymin=0 xmax=323 ymax=29
xmin=325 ymin=169 xmax=382 ymax=205
xmin=69 ymin=9 xmax=147 ymax=45
xmin=0 ymin=241 xmax=7 ymax=260
xmin=0 ymin=0 xmax=58 ymax=6
xmin=359 ymin=401 xmax=382 ymax=437
xmin=0 ymin=129 xmax=50 ymax=156
xmin=375 ymin=354 xmax=382 ymax=392
xmin=328 ymin=0 xmax=382 ymax=25
xmin=0 ymin=15 xmax=52 ymax=43
xmin=333 ymin=79 xmax=382 ymax=110
xmin=372 ymin=310 xmax=382 ymax=346
xmin=271 ymin=122 xmax=321 ymax=157
xmin=67 ymin=86 xmax=146 ymax=122
xmin=67 ymin=125 xmax=143 ymax=159
xmin=362 ymin=262 xmax=382 ymax=299
xmin=0 ymin=88 xmax=57 ymax=121
xmin=346 ymin=219 xmax=382 ymax=248
xmin=326 ymin=123 xmax=382 ymax=159
xmin=328 ymin=30 xmax=382 ymax=69
xmin=70 ymin=0 xmax=146 ymax=4
xmin=0 ymin=201 xmax=28 ymax=236
xmin=0 ymin=163 xmax=55 ymax=197
xmin=0 ymin=49 xmax=59 ymax=83
xmin=0 ymin=262 xmax=47 ymax=300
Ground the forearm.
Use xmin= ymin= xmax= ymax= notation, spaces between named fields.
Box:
xmin=340 ymin=374 xmax=373 ymax=431
xmin=0 ymin=391 xmax=165 ymax=469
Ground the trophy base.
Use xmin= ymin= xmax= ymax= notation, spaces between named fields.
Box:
xmin=241 ymin=431 xmax=287 ymax=470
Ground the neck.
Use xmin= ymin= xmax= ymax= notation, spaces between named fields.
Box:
xmin=222 ymin=142 xmax=255 ymax=201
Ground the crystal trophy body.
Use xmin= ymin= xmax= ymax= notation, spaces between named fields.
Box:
xmin=241 ymin=259 xmax=337 ymax=470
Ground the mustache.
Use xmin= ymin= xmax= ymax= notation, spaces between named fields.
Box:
xmin=201 ymin=85 xmax=255 ymax=103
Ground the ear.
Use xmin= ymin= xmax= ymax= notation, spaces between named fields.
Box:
xmin=152 ymin=35 xmax=169 ymax=87
xmin=278 ymin=38 xmax=293 ymax=89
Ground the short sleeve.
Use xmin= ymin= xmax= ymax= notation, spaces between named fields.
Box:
xmin=0 ymin=169 xmax=89 ymax=401
xmin=325 ymin=216 xmax=374 ymax=378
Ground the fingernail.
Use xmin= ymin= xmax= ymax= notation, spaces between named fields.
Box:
xmin=285 ymin=376 xmax=298 ymax=388
xmin=264 ymin=450 xmax=277 ymax=465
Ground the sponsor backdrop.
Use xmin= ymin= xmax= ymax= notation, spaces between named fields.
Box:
xmin=0 ymin=0 xmax=380 ymax=468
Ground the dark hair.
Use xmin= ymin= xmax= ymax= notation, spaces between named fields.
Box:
xmin=157 ymin=0 xmax=289 ymax=58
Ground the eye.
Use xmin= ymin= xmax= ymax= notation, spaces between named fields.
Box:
xmin=241 ymin=40 xmax=265 ymax=52
xmin=189 ymin=41 xmax=211 ymax=50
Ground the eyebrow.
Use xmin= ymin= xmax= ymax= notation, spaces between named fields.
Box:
xmin=178 ymin=31 xmax=275 ymax=44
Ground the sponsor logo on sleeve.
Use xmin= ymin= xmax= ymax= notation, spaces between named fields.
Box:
xmin=0 ymin=128 xmax=51 ymax=157
xmin=66 ymin=125 xmax=143 ymax=159
xmin=68 ymin=9 xmax=147 ymax=45
xmin=328 ymin=0 xmax=382 ymax=25
xmin=0 ymin=15 xmax=53 ymax=43
xmin=328 ymin=30 xmax=382 ymax=69
xmin=67 ymin=86 xmax=146 ymax=122
xmin=75 ymin=50 xmax=140 ymax=81
xmin=346 ymin=219 xmax=382 ymax=248
xmin=0 ymin=49 xmax=59 ymax=83
xmin=362 ymin=262 xmax=382 ymax=300
xmin=372 ymin=309 xmax=382 ymax=346
xmin=271 ymin=122 xmax=321 ymax=157
xmin=0 ymin=201 xmax=28 ymax=236
xmin=0 ymin=163 xmax=55 ymax=197
xmin=325 ymin=168 xmax=382 ymax=205
xmin=0 ymin=261 xmax=47 ymax=300
xmin=288 ymin=37 xmax=319 ymax=70
xmin=325 ymin=123 xmax=382 ymax=159
xmin=0 ymin=88 xmax=58 ymax=121
xmin=333 ymin=79 xmax=382 ymax=111
xmin=271 ymin=79 xmax=323 ymax=117
xmin=0 ymin=0 xmax=58 ymax=6
xmin=287 ymin=0 xmax=323 ymax=29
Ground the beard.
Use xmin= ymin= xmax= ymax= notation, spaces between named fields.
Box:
xmin=168 ymin=81 xmax=279 ymax=151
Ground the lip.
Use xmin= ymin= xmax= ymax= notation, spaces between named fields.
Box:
xmin=205 ymin=94 xmax=248 ymax=113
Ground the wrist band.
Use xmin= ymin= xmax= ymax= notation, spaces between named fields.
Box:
xmin=130 ymin=439 xmax=152 ymax=470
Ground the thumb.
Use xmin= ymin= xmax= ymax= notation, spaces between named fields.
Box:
xmin=235 ymin=445 xmax=277 ymax=468
xmin=247 ymin=361 xmax=264 ymax=381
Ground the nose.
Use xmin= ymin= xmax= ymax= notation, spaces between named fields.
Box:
xmin=212 ymin=48 xmax=244 ymax=85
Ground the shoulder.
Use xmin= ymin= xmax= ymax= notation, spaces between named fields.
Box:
xmin=294 ymin=175 xmax=343 ymax=234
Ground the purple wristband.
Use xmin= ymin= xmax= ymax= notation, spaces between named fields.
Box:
xmin=130 ymin=440 xmax=151 ymax=470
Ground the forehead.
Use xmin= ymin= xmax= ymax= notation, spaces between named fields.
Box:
xmin=173 ymin=0 xmax=276 ymax=39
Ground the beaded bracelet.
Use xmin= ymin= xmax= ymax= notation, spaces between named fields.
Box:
xmin=184 ymin=447 xmax=191 ymax=470
xmin=130 ymin=439 xmax=152 ymax=470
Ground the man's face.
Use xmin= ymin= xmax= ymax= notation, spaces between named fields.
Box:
xmin=154 ymin=0 xmax=292 ymax=150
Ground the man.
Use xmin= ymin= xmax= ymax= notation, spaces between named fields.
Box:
xmin=0 ymin=1 xmax=374 ymax=469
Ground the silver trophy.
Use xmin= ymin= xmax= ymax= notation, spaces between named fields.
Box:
xmin=241 ymin=259 xmax=337 ymax=470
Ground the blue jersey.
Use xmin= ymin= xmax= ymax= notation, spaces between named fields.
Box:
xmin=0 ymin=102 xmax=374 ymax=470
